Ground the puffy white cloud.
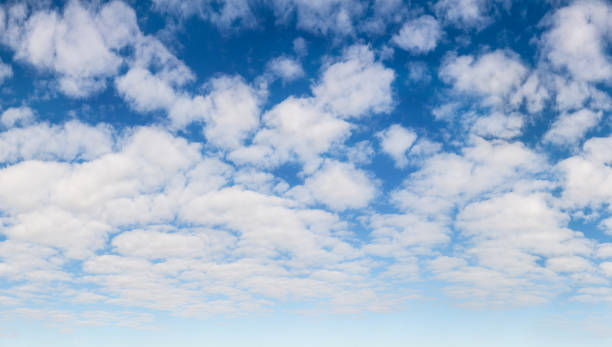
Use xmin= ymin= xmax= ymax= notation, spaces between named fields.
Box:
xmin=113 ymin=32 xmax=196 ymax=114
xmin=457 ymin=193 xmax=592 ymax=257
xmin=471 ymin=112 xmax=523 ymax=139
xmin=266 ymin=56 xmax=304 ymax=82
xmin=383 ymin=133 xmax=604 ymax=305
xmin=0 ymin=120 xmax=113 ymax=163
xmin=365 ymin=213 xmax=450 ymax=257
xmin=549 ymin=77 xmax=611 ymax=112
xmin=180 ymin=186 xmax=351 ymax=261
xmin=377 ymin=124 xmax=417 ymax=168
xmin=425 ymin=191 xmax=596 ymax=306
xmin=0 ymin=120 xmax=409 ymax=315
xmin=509 ymin=73 xmax=549 ymax=114
xmin=129 ymin=35 xmax=194 ymax=88
xmin=313 ymin=45 xmax=395 ymax=118
xmin=0 ymin=106 xmax=34 ymax=128
xmin=392 ymin=15 xmax=442 ymax=54
xmin=111 ymin=228 xmax=228 ymax=260
xmin=169 ymin=76 xmax=263 ymax=149
xmin=557 ymin=135 xmax=612 ymax=210
xmin=0 ymin=0 xmax=193 ymax=101
xmin=4 ymin=0 xmax=612 ymax=323
xmin=4 ymin=205 xmax=112 ymax=259
xmin=117 ymin=69 xmax=261 ymax=151
xmin=0 ymin=126 xmax=202 ymax=257
xmin=541 ymin=0 xmax=612 ymax=82
xmin=601 ymin=262 xmax=612 ymax=277
xmin=439 ymin=50 xmax=528 ymax=104
xmin=596 ymin=244 xmax=612 ymax=258
xmin=230 ymin=45 xmax=391 ymax=170
xmin=344 ymin=140 xmax=375 ymax=165
xmin=115 ymin=67 xmax=178 ymax=113
xmin=434 ymin=0 xmax=492 ymax=29
xmin=231 ymin=96 xmax=351 ymax=170
xmin=303 ymin=160 xmax=377 ymax=211
xmin=393 ymin=137 xmax=545 ymax=218
xmin=197 ymin=76 xmax=262 ymax=149
xmin=7 ymin=1 xmax=138 ymax=97
xmin=0 ymin=240 xmax=68 ymax=285
xmin=543 ymin=109 xmax=602 ymax=146
xmin=546 ymin=256 xmax=594 ymax=274
xmin=116 ymin=43 xmax=391 ymax=170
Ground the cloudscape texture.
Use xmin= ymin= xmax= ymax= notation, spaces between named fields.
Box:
xmin=1 ymin=0 xmax=612 ymax=346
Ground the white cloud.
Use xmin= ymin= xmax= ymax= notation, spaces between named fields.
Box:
xmin=231 ymin=96 xmax=351 ymax=170
xmin=546 ymin=256 xmax=594 ymax=273
xmin=457 ymin=193 xmax=591 ymax=257
xmin=229 ymin=45 xmax=391 ymax=171
xmin=129 ymin=35 xmax=194 ymax=88
xmin=169 ymin=76 xmax=262 ymax=150
xmin=117 ymin=68 xmax=261 ymax=151
xmin=365 ymin=213 xmax=450 ymax=257
xmin=266 ymin=56 xmax=304 ymax=82
xmin=541 ymin=0 xmax=612 ymax=82
xmin=197 ymin=76 xmax=262 ymax=150
xmin=0 ymin=120 xmax=113 ymax=163
xmin=0 ymin=126 xmax=202 ymax=258
xmin=509 ymin=73 xmax=549 ymax=114
xmin=377 ymin=124 xmax=417 ymax=168
xmin=434 ymin=0 xmax=492 ymax=29
xmin=1 ymin=0 xmax=191 ymax=101
xmin=543 ymin=109 xmax=602 ymax=146
xmin=599 ymin=218 xmax=612 ymax=236
xmin=432 ymin=190 xmax=595 ymax=305
xmin=313 ymin=45 xmax=395 ymax=118
xmin=4 ymin=0 xmax=612 ymax=322
xmin=439 ymin=50 xmax=528 ymax=104
xmin=393 ymin=137 xmax=545 ymax=218
xmin=471 ymin=112 xmax=523 ymax=139
xmin=0 ymin=106 xmax=34 ymax=128
xmin=115 ymin=67 xmax=178 ymax=113
xmin=303 ymin=160 xmax=377 ymax=211
xmin=344 ymin=140 xmax=375 ymax=165
xmin=596 ymin=244 xmax=612 ymax=258
xmin=550 ymin=77 xmax=611 ymax=112
xmin=601 ymin=262 xmax=612 ymax=277
xmin=8 ymin=1 xmax=137 ymax=97
xmin=392 ymin=15 xmax=442 ymax=54
xmin=0 ymin=121 xmax=404 ymax=315
xmin=557 ymin=135 xmax=612 ymax=210
xmin=111 ymin=229 xmax=219 ymax=259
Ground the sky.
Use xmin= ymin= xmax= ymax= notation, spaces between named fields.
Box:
xmin=1 ymin=0 xmax=612 ymax=346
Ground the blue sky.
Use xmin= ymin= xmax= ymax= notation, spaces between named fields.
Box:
xmin=1 ymin=0 xmax=612 ymax=345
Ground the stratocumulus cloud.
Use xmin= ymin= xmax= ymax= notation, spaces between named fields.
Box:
xmin=0 ymin=1 xmax=612 ymax=346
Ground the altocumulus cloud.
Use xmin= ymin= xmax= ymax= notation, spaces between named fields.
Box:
xmin=1 ymin=0 xmax=612 ymax=346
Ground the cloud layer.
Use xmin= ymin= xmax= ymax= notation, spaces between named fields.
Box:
xmin=0 ymin=0 xmax=612 ymax=338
